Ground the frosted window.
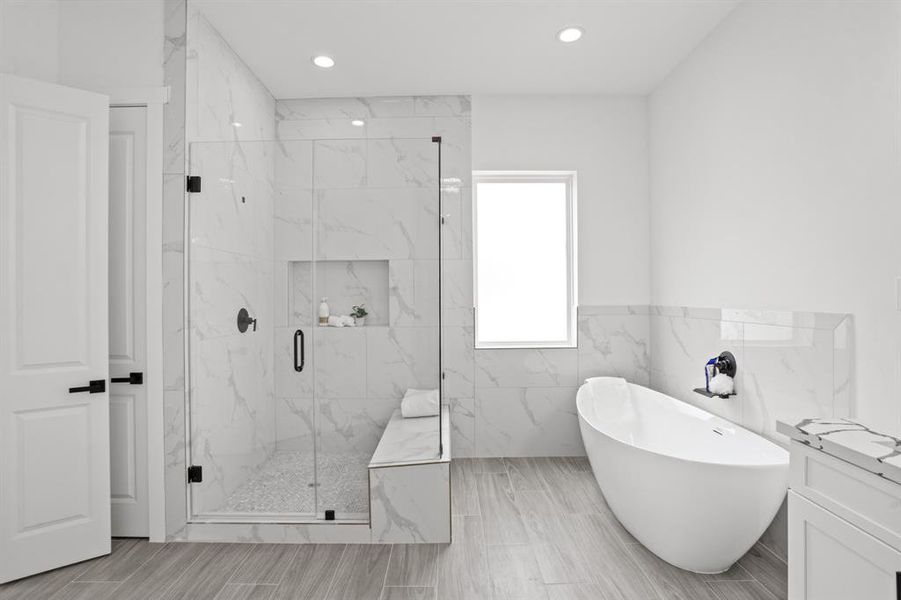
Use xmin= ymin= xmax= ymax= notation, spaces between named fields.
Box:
xmin=474 ymin=172 xmax=577 ymax=348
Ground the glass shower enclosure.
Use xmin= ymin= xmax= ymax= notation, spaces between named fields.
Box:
xmin=186 ymin=137 xmax=443 ymax=522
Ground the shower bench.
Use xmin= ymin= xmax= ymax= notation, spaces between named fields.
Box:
xmin=367 ymin=406 xmax=451 ymax=543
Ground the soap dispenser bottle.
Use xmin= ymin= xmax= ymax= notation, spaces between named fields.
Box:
xmin=318 ymin=298 xmax=329 ymax=326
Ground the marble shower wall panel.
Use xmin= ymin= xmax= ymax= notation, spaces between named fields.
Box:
xmin=182 ymin=7 xmax=279 ymax=518
xmin=162 ymin=0 xmax=187 ymax=537
xmin=275 ymin=96 xmax=472 ymax=457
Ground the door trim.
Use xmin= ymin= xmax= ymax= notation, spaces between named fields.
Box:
xmin=109 ymin=86 xmax=167 ymax=543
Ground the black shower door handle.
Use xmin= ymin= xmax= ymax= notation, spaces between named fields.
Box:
xmin=294 ymin=329 xmax=305 ymax=372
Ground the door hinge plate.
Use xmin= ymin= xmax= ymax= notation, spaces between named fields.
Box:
xmin=187 ymin=465 xmax=203 ymax=483
xmin=186 ymin=175 xmax=202 ymax=193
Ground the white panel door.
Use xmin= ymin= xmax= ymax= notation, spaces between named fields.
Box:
xmin=0 ymin=74 xmax=110 ymax=583
xmin=108 ymin=106 xmax=148 ymax=537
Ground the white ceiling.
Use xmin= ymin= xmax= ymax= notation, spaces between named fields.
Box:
xmin=194 ymin=0 xmax=740 ymax=99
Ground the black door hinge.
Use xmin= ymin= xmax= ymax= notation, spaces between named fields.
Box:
xmin=187 ymin=465 xmax=203 ymax=483
xmin=324 ymin=509 xmax=335 ymax=521
xmin=186 ymin=176 xmax=202 ymax=193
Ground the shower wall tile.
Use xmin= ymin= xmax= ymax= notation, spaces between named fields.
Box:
xmin=389 ymin=260 xmax=440 ymax=327
xmin=443 ymin=326 xmax=476 ymax=398
xmin=189 ymin=332 xmax=275 ymax=513
xmin=365 ymin=326 xmax=441 ymax=399
xmin=475 ymin=348 xmax=579 ymax=389
xmin=163 ymin=0 xmax=186 ymax=174
xmin=189 ymin=246 xmax=273 ymax=342
xmin=277 ymin=96 xmax=421 ymax=121
xmin=475 ymin=387 xmax=582 ymax=457
xmin=275 ymin=397 xmax=316 ymax=453
xmin=273 ymin=261 xmax=288 ymax=328
xmin=164 ymin=389 xmax=187 ymax=534
xmin=317 ymin=397 xmax=398 ymax=456
xmin=578 ymin=312 xmax=650 ymax=386
xmin=413 ymin=95 xmax=472 ymax=117
xmin=442 ymin=259 xmax=474 ymax=327
xmin=313 ymin=139 xmax=367 ymax=189
xmin=162 ymin=249 xmax=185 ymax=392
xmin=314 ymin=327 xmax=367 ymax=399
xmin=316 ymin=188 xmax=438 ymax=261
xmin=367 ymin=138 xmax=440 ymax=189
xmin=274 ymin=188 xmax=313 ymax=261
xmin=290 ymin=261 xmax=314 ymax=326
xmin=275 ymin=140 xmax=314 ymax=190
xmin=449 ymin=397 xmax=476 ymax=458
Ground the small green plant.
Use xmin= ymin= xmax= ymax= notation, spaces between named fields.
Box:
xmin=351 ymin=304 xmax=368 ymax=319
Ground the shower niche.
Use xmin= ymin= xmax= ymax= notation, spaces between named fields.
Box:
xmin=186 ymin=137 xmax=444 ymax=525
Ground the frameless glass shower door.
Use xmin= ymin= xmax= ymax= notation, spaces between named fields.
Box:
xmin=186 ymin=137 xmax=442 ymax=523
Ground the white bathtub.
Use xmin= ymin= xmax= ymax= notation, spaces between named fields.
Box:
xmin=576 ymin=377 xmax=789 ymax=574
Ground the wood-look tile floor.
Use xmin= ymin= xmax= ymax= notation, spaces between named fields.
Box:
xmin=0 ymin=457 xmax=787 ymax=600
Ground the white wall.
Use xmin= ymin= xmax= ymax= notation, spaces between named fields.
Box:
xmin=649 ymin=1 xmax=901 ymax=434
xmin=472 ymin=95 xmax=650 ymax=306
xmin=0 ymin=0 xmax=164 ymax=91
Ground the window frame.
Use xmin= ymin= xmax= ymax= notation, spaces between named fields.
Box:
xmin=472 ymin=170 xmax=578 ymax=349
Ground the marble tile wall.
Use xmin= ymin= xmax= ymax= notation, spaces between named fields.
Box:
xmin=166 ymin=6 xmax=278 ymax=524
xmin=162 ymin=0 xmax=187 ymax=537
xmin=273 ymin=96 xmax=471 ymax=465
xmin=648 ymin=306 xmax=852 ymax=445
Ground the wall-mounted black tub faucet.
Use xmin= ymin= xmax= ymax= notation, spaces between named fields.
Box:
xmin=237 ymin=307 xmax=257 ymax=333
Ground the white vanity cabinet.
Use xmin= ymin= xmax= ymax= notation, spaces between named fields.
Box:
xmin=789 ymin=442 xmax=901 ymax=600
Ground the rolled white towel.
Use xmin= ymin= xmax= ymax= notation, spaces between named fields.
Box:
xmin=339 ymin=315 xmax=355 ymax=327
xmin=327 ymin=315 xmax=344 ymax=327
xmin=708 ymin=373 xmax=734 ymax=396
xmin=401 ymin=388 xmax=439 ymax=418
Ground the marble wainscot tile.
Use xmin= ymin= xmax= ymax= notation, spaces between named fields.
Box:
xmin=742 ymin=325 xmax=834 ymax=442
xmin=777 ymin=418 xmax=901 ymax=485
xmin=389 ymin=260 xmax=440 ymax=327
xmin=315 ymin=188 xmax=438 ymax=261
xmin=833 ymin=315 xmax=854 ymax=418
xmin=312 ymin=326 xmax=365 ymax=398
xmin=313 ymin=139 xmax=367 ymax=189
xmin=442 ymin=326 xmax=475 ymax=399
xmin=577 ymin=312 xmax=650 ymax=386
xmin=370 ymin=462 xmax=451 ymax=543
xmin=649 ymin=314 xmax=744 ymax=426
xmin=579 ymin=304 xmax=650 ymax=316
xmin=365 ymin=326 xmax=440 ymax=399
xmin=475 ymin=387 xmax=582 ymax=457
xmin=475 ymin=348 xmax=579 ymax=388
xmin=449 ymin=397 xmax=476 ymax=458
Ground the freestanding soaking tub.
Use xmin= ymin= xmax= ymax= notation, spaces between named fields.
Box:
xmin=576 ymin=377 xmax=789 ymax=574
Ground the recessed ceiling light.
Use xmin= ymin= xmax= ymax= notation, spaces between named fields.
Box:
xmin=351 ymin=119 xmax=365 ymax=127
xmin=557 ymin=27 xmax=583 ymax=43
xmin=312 ymin=55 xmax=335 ymax=69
